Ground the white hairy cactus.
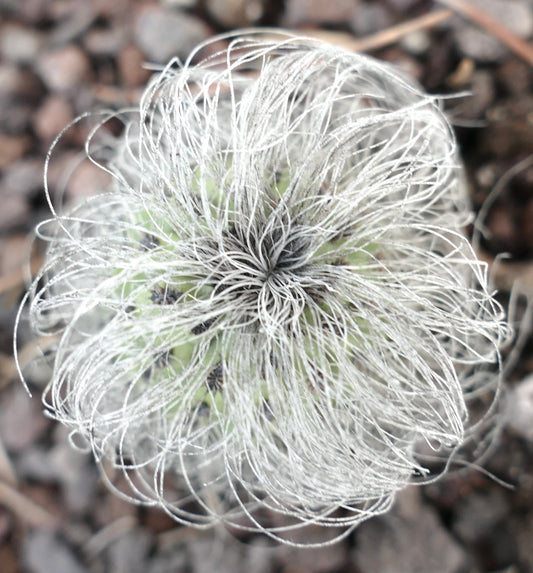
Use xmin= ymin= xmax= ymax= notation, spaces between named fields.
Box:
xmin=18 ymin=31 xmax=510 ymax=544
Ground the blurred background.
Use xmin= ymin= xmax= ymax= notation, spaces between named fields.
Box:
xmin=1 ymin=0 xmax=533 ymax=571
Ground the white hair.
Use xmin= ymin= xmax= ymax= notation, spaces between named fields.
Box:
xmin=19 ymin=31 xmax=510 ymax=545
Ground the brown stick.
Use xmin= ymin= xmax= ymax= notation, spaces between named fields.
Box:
xmin=302 ymin=9 xmax=454 ymax=53
xmin=0 ymin=481 xmax=59 ymax=528
xmin=438 ymin=0 xmax=533 ymax=66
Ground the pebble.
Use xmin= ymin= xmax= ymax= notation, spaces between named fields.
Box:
xmin=0 ymin=64 xmax=43 ymax=100
xmin=49 ymin=427 xmax=99 ymax=514
xmin=385 ymin=0 xmax=417 ymax=11
xmin=148 ymin=543 xmax=190 ymax=573
xmin=22 ymin=530 xmax=88 ymax=573
xmin=283 ymin=0 xmax=359 ymax=27
xmin=107 ymin=527 xmax=153 ymax=573
xmin=400 ymin=30 xmax=431 ymax=56
xmin=0 ymin=509 xmax=13 ymax=544
xmin=205 ymin=0 xmax=265 ymax=28
xmin=496 ymin=59 xmax=532 ymax=96
xmin=34 ymin=95 xmax=74 ymax=143
xmin=1 ymin=159 xmax=43 ymax=199
xmin=134 ymin=7 xmax=212 ymax=64
xmin=117 ymin=44 xmax=152 ymax=88
xmin=350 ymin=2 xmax=392 ymax=37
xmin=65 ymin=159 xmax=113 ymax=202
xmin=189 ymin=535 xmax=244 ymax=573
xmin=0 ymin=135 xmax=32 ymax=170
xmin=49 ymin=2 xmax=96 ymax=45
xmin=0 ymin=22 xmax=45 ymax=65
xmin=0 ymin=102 xmax=35 ymax=135
xmin=84 ymin=26 xmax=127 ymax=57
xmin=161 ymin=0 xmax=197 ymax=6
xmin=353 ymin=488 xmax=469 ymax=573
xmin=0 ymin=385 xmax=49 ymax=452
xmin=452 ymin=490 xmax=508 ymax=544
xmin=279 ymin=535 xmax=347 ymax=572
xmin=506 ymin=374 xmax=533 ymax=442
xmin=453 ymin=0 xmax=533 ymax=63
xmin=36 ymin=45 xmax=92 ymax=92
xmin=456 ymin=71 xmax=495 ymax=119
xmin=0 ymin=234 xmax=31 ymax=277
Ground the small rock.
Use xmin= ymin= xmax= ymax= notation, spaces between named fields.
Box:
xmin=0 ymin=385 xmax=49 ymax=451
xmin=161 ymin=0 xmax=197 ymax=7
xmin=107 ymin=528 xmax=153 ymax=573
xmin=66 ymin=159 xmax=113 ymax=202
xmin=49 ymin=426 xmax=99 ymax=514
xmin=34 ymin=95 xmax=74 ymax=143
xmin=0 ymin=22 xmax=45 ymax=65
xmin=506 ymin=374 xmax=533 ymax=442
xmin=50 ymin=1 xmax=96 ymax=45
xmin=351 ymin=2 xmax=392 ymax=37
xmin=0 ymin=64 xmax=43 ymax=100
xmin=279 ymin=532 xmax=347 ymax=572
xmin=453 ymin=0 xmax=533 ymax=63
xmin=385 ymin=0 xmax=417 ymax=11
xmin=117 ymin=44 xmax=152 ymax=88
xmin=189 ymin=534 xmax=244 ymax=573
xmin=496 ymin=59 xmax=532 ymax=96
xmin=36 ymin=45 xmax=92 ymax=92
xmin=84 ymin=26 xmax=128 ymax=57
xmin=0 ymin=195 xmax=28 ymax=232
xmin=452 ymin=490 xmax=509 ymax=543
xmin=1 ymin=158 xmax=43 ymax=199
xmin=0 ymin=543 xmax=19 ymax=573
xmin=486 ymin=205 xmax=515 ymax=251
xmin=148 ymin=543 xmax=190 ymax=573
xmin=283 ymin=0 xmax=359 ymax=27
xmin=484 ymin=96 xmax=533 ymax=157
xmin=22 ymin=530 xmax=88 ymax=573
xmin=0 ymin=102 xmax=35 ymax=135
xmin=0 ymin=234 xmax=31 ymax=276
xmin=205 ymin=0 xmax=266 ymax=28
xmin=0 ymin=135 xmax=32 ymax=170
xmin=456 ymin=71 xmax=495 ymax=119
xmin=134 ymin=7 xmax=211 ymax=64
xmin=400 ymin=30 xmax=431 ymax=56
xmin=353 ymin=488 xmax=469 ymax=573
xmin=0 ymin=508 xmax=13 ymax=544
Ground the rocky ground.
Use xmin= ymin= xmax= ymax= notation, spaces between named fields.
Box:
xmin=1 ymin=0 xmax=533 ymax=571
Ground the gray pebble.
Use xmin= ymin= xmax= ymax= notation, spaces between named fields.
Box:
xmin=0 ymin=22 xmax=45 ymax=65
xmin=134 ymin=7 xmax=211 ymax=64
xmin=506 ymin=374 xmax=533 ymax=442
xmin=353 ymin=488 xmax=469 ymax=573
xmin=22 ymin=530 xmax=89 ymax=573
xmin=107 ymin=527 xmax=153 ymax=573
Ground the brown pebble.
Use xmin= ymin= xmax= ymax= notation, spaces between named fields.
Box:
xmin=36 ymin=45 xmax=92 ymax=92
xmin=496 ymin=59 xmax=532 ymax=97
xmin=0 ymin=135 xmax=32 ymax=170
xmin=66 ymin=159 xmax=112 ymax=201
xmin=34 ymin=95 xmax=74 ymax=143
xmin=0 ymin=64 xmax=43 ymax=100
xmin=283 ymin=0 xmax=358 ymax=26
xmin=118 ymin=44 xmax=152 ymax=88
xmin=0 ymin=234 xmax=32 ymax=276
xmin=205 ymin=0 xmax=266 ymax=28
xmin=487 ymin=205 xmax=515 ymax=247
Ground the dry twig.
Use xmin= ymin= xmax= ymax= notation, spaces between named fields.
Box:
xmin=438 ymin=0 xmax=533 ymax=66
